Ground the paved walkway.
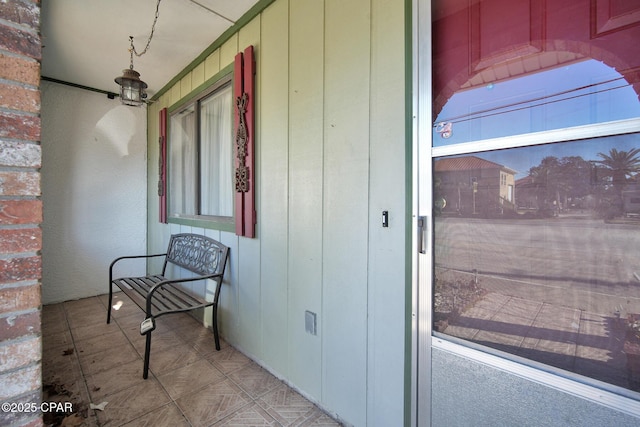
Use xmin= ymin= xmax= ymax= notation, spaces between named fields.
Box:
xmin=443 ymin=291 xmax=635 ymax=391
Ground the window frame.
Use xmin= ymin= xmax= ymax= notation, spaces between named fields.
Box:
xmin=423 ymin=0 xmax=640 ymax=415
xmin=166 ymin=64 xmax=236 ymax=232
xmin=431 ymin=119 xmax=640 ymax=407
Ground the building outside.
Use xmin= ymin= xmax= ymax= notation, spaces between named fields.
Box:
xmin=434 ymin=155 xmax=516 ymax=217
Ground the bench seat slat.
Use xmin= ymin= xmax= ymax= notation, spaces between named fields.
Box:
xmin=150 ymin=281 xmax=204 ymax=311
xmin=112 ymin=275 xmax=208 ymax=313
xmin=113 ymin=277 xmax=167 ymax=312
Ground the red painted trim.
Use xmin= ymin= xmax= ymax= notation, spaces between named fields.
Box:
xmin=233 ymin=46 xmax=257 ymax=238
xmin=159 ymin=108 xmax=168 ymax=223
xmin=243 ymin=45 xmax=256 ymax=238
xmin=234 ymin=52 xmax=245 ymax=236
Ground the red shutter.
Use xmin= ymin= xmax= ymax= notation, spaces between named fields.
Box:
xmin=158 ymin=107 xmax=168 ymax=223
xmin=234 ymin=52 xmax=245 ymax=236
xmin=243 ymin=45 xmax=256 ymax=238
xmin=234 ymin=46 xmax=256 ymax=237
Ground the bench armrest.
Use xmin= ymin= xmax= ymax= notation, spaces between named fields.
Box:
xmin=110 ymin=253 xmax=167 ymax=268
xmin=145 ymin=272 xmax=224 ymax=316
xmin=109 ymin=253 xmax=167 ymax=278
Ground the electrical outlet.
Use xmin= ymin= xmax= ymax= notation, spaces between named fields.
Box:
xmin=305 ymin=310 xmax=317 ymax=335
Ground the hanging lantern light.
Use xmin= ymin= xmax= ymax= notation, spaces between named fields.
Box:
xmin=113 ymin=0 xmax=161 ymax=106
xmin=115 ymin=36 xmax=148 ymax=106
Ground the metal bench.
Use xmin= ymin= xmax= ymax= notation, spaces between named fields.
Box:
xmin=107 ymin=233 xmax=230 ymax=379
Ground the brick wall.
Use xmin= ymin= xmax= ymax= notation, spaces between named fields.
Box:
xmin=0 ymin=1 xmax=42 ymax=426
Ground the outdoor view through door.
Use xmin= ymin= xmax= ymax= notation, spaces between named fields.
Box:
xmin=432 ymin=0 xmax=640 ymax=395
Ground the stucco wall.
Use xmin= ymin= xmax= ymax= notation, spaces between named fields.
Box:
xmin=146 ymin=0 xmax=407 ymax=425
xmin=41 ymin=81 xmax=147 ymax=304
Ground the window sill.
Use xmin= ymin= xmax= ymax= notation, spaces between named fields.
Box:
xmin=168 ymin=215 xmax=235 ymax=232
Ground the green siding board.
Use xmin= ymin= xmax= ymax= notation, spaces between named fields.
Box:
xmin=322 ymin=0 xmax=371 ymax=424
xmin=367 ymin=0 xmax=408 ymax=424
xmin=258 ymin=0 xmax=290 ymax=376
xmin=288 ymin=0 xmax=325 ymax=401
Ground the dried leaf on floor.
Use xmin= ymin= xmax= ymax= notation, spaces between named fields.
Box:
xmin=90 ymin=401 xmax=108 ymax=411
xmin=60 ymin=414 xmax=84 ymax=427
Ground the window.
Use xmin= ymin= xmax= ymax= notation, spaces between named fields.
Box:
xmin=169 ymin=74 xmax=233 ymax=222
xmin=432 ymin=0 xmax=640 ymax=396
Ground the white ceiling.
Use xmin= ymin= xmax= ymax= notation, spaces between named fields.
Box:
xmin=41 ymin=0 xmax=259 ymax=99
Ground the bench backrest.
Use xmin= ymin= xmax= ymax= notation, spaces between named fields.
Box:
xmin=163 ymin=233 xmax=229 ymax=278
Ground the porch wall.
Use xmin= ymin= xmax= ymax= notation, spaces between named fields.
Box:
xmin=146 ymin=0 xmax=407 ymax=425
xmin=40 ymin=82 xmax=147 ymax=304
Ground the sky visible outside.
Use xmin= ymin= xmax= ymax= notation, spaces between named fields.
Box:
xmin=434 ymin=59 xmax=640 ymax=178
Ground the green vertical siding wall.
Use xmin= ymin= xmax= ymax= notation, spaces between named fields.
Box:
xmin=146 ymin=0 xmax=407 ymax=425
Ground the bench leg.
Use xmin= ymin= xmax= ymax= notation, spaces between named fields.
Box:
xmin=143 ymin=332 xmax=151 ymax=379
xmin=107 ymin=284 xmax=113 ymax=324
xmin=212 ymin=304 xmax=220 ymax=351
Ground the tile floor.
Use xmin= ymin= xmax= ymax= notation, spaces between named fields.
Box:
xmin=42 ymin=294 xmax=342 ymax=426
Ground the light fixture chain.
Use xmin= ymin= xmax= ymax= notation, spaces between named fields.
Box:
xmin=131 ymin=0 xmax=162 ymax=57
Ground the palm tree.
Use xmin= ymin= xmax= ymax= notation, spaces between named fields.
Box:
xmin=595 ymin=148 xmax=640 ymax=215
xmin=595 ymin=148 xmax=640 ymax=188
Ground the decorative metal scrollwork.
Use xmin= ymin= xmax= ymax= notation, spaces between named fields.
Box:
xmin=235 ymin=92 xmax=250 ymax=193
xmin=158 ymin=136 xmax=165 ymax=196
xmin=235 ymin=166 xmax=249 ymax=193
xmin=167 ymin=234 xmax=224 ymax=276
